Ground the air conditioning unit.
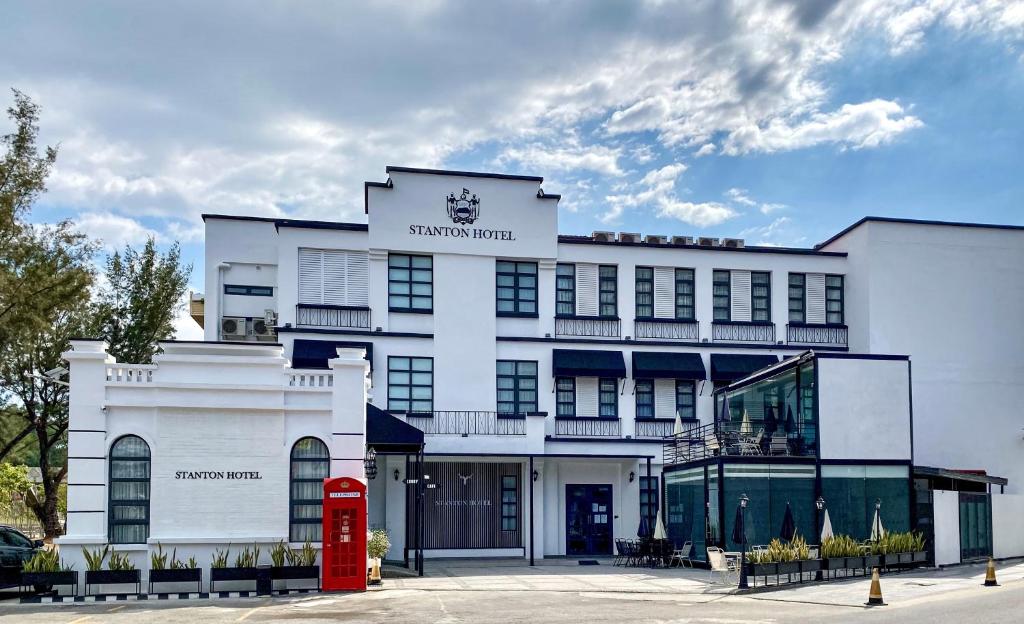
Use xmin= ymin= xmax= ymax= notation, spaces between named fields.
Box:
xmin=252 ymin=309 xmax=277 ymax=338
xmin=721 ymin=238 xmax=745 ymax=248
xmin=618 ymin=232 xmax=641 ymax=244
xmin=644 ymin=234 xmax=668 ymax=245
xmin=697 ymin=237 xmax=719 ymax=247
xmin=221 ymin=317 xmax=247 ymax=340
xmin=671 ymin=236 xmax=694 ymax=246
xmin=592 ymin=231 xmax=615 ymax=242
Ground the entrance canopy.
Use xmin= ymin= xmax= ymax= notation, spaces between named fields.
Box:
xmin=709 ymin=353 xmax=779 ymax=383
xmin=552 ymin=349 xmax=626 ymax=378
xmin=292 ymin=339 xmax=373 ymax=370
xmin=632 ymin=352 xmax=705 ymax=379
xmin=367 ymin=403 xmax=423 ymax=453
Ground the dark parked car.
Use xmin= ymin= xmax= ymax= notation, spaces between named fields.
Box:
xmin=0 ymin=526 xmax=43 ymax=588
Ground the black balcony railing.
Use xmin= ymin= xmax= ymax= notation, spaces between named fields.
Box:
xmin=633 ymin=319 xmax=699 ymax=340
xmin=554 ymin=417 xmax=621 ymax=437
xmin=296 ymin=304 xmax=371 ymax=329
xmin=555 ymin=316 xmax=621 ymax=338
xmin=634 ymin=418 xmax=677 ymax=438
xmin=400 ymin=411 xmax=531 ymax=436
xmin=711 ymin=321 xmax=775 ymax=343
xmin=787 ymin=323 xmax=848 ymax=347
xmin=663 ymin=420 xmax=818 ymax=465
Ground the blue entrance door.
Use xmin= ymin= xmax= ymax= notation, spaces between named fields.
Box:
xmin=566 ymin=484 xmax=613 ymax=556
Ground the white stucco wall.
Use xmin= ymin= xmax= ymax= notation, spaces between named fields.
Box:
xmin=933 ymin=489 xmax=961 ymax=566
xmin=993 ymin=494 xmax=1024 ymax=560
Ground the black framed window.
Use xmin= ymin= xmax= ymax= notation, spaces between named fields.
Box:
xmin=635 ymin=379 xmax=654 ymax=419
xmin=751 ymin=271 xmax=771 ymax=322
xmin=640 ymin=475 xmax=659 ymax=530
xmin=501 ymin=475 xmax=518 ymax=531
xmin=675 ymin=268 xmax=695 ymax=320
xmin=108 ymin=435 xmax=150 ymax=544
xmin=599 ymin=378 xmax=618 ymax=418
xmin=224 ymin=284 xmax=274 ymax=297
xmin=676 ymin=380 xmax=696 ymax=420
xmin=556 ymin=377 xmax=575 ymax=417
xmin=496 ymin=261 xmax=538 ymax=316
xmin=290 ymin=437 xmax=329 ymax=543
xmin=387 ymin=356 xmax=433 ymax=413
xmin=556 ymin=263 xmax=575 ymax=316
xmin=388 ymin=254 xmax=433 ymax=312
xmin=713 ymin=270 xmax=731 ymax=321
xmin=599 ymin=265 xmax=617 ymax=317
xmin=788 ymin=273 xmax=806 ymax=323
xmin=826 ymin=275 xmax=844 ymax=324
xmin=635 ymin=267 xmax=654 ymax=319
xmin=496 ymin=360 xmax=538 ymax=414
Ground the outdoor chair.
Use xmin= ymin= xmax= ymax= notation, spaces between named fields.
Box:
xmin=769 ymin=434 xmax=789 ymax=455
xmin=704 ymin=433 xmax=721 ymax=457
xmin=706 ymin=547 xmax=738 ymax=584
xmin=613 ymin=539 xmax=626 ymax=566
xmin=670 ymin=541 xmax=694 ymax=568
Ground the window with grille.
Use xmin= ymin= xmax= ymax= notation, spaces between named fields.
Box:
xmin=298 ymin=248 xmax=369 ymax=307
xmin=713 ymin=270 xmax=731 ymax=321
xmin=496 ymin=261 xmax=538 ymax=316
xmin=496 ymin=360 xmax=538 ymax=414
xmin=108 ymin=435 xmax=150 ymax=544
xmin=635 ymin=379 xmax=654 ymax=419
xmin=635 ymin=267 xmax=654 ymax=319
xmin=388 ymin=254 xmax=433 ymax=312
xmin=501 ymin=475 xmax=518 ymax=531
xmin=789 ymin=273 xmax=806 ymax=323
xmin=556 ymin=263 xmax=575 ymax=316
xmin=599 ymin=378 xmax=618 ymax=418
xmin=675 ymin=268 xmax=695 ymax=320
xmin=598 ymin=265 xmax=617 ymax=317
xmin=826 ymin=275 xmax=844 ymax=324
xmin=290 ymin=437 xmax=329 ymax=542
xmin=640 ymin=476 xmax=659 ymax=530
xmin=676 ymin=380 xmax=696 ymax=420
xmin=388 ymin=356 xmax=433 ymax=413
xmin=751 ymin=271 xmax=771 ymax=322
xmin=556 ymin=377 xmax=575 ymax=417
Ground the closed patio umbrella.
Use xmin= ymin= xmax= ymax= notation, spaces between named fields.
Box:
xmin=764 ymin=406 xmax=778 ymax=434
xmin=780 ymin=502 xmax=796 ymax=542
xmin=653 ymin=509 xmax=668 ymax=541
xmin=673 ymin=412 xmax=685 ymax=436
xmin=720 ymin=392 xmax=732 ymax=422
xmin=870 ymin=507 xmax=885 ymax=542
xmin=820 ymin=509 xmax=834 ymax=542
xmin=731 ymin=506 xmax=747 ymax=546
xmin=784 ymin=404 xmax=797 ymax=434
xmin=638 ymin=514 xmax=652 ymax=539
xmin=740 ymin=409 xmax=752 ymax=436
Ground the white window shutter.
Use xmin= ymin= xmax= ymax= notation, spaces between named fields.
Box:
xmin=654 ymin=267 xmax=675 ymax=319
xmin=576 ymin=377 xmax=599 ymax=418
xmin=575 ymin=263 xmax=599 ymax=316
xmin=654 ymin=379 xmax=676 ymax=418
xmin=346 ymin=251 xmax=369 ymax=307
xmin=731 ymin=270 xmax=752 ymax=322
xmin=806 ymin=273 xmax=826 ymax=324
xmin=297 ymin=248 xmax=323 ymax=304
xmin=322 ymin=250 xmax=347 ymax=306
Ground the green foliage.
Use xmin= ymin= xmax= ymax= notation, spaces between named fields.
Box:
xmin=286 ymin=541 xmax=317 ymax=567
xmin=745 ymin=534 xmax=813 ymax=564
xmin=107 ymin=550 xmax=135 ymax=571
xmin=150 ymin=543 xmax=169 ymax=570
xmin=270 ymin=540 xmax=288 ymax=567
xmin=0 ymin=462 xmax=30 ymax=507
xmin=83 ymin=545 xmax=109 ymax=572
xmin=870 ymin=531 xmax=926 ymax=555
xmin=368 ymin=529 xmax=391 ymax=560
xmin=820 ymin=535 xmax=863 ymax=559
xmin=21 ymin=548 xmax=71 ymax=573
xmin=211 ymin=545 xmax=231 ymax=569
xmin=172 ymin=555 xmax=199 ymax=570
xmin=234 ymin=543 xmax=260 ymax=568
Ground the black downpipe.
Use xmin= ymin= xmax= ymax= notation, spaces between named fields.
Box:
xmin=529 ymin=456 xmax=535 ymax=566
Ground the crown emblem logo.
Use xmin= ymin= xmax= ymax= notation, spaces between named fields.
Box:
xmin=446 ymin=188 xmax=480 ymax=225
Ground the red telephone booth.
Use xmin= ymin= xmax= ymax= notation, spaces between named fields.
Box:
xmin=322 ymin=477 xmax=368 ymax=591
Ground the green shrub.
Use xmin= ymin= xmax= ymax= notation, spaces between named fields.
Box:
xmin=150 ymin=543 xmax=168 ymax=570
xmin=820 ymin=535 xmax=862 ymax=559
xmin=211 ymin=545 xmax=231 ymax=569
xmin=108 ymin=550 xmax=136 ymax=571
xmin=745 ymin=534 xmax=811 ymax=563
xmin=368 ymin=529 xmax=391 ymax=560
xmin=234 ymin=543 xmax=260 ymax=568
xmin=286 ymin=541 xmax=317 ymax=567
xmin=270 ymin=540 xmax=288 ymax=567
xmin=22 ymin=548 xmax=71 ymax=573
xmin=171 ymin=555 xmax=198 ymax=570
xmin=83 ymin=545 xmax=110 ymax=572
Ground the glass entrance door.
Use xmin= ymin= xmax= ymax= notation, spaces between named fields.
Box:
xmin=566 ymin=484 xmax=613 ymax=556
xmin=959 ymin=493 xmax=992 ymax=562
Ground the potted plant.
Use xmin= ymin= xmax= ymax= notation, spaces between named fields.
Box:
xmin=84 ymin=546 xmax=141 ymax=594
xmin=148 ymin=543 xmax=201 ymax=593
xmin=367 ymin=529 xmax=390 ymax=586
xmin=269 ymin=540 xmax=319 ymax=589
xmin=20 ymin=548 xmax=77 ymax=594
xmin=910 ymin=532 xmax=927 ymax=564
xmin=820 ymin=535 xmax=859 ymax=571
xmin=743 ymin=549 xmax=777 ymax=578
xmin=210 ymin=544 xmax=261 ymax=592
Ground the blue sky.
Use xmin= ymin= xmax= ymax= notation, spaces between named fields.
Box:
xmin=2 ymin=1 xmax=1022 ymax=338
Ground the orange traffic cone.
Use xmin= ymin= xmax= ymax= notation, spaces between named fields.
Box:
xmin=984 ymin=558 xmax=998 ymax=587
xmin=865 ymin=567 xmax=886 ymax=606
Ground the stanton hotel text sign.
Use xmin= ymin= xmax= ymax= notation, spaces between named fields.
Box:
xmin=174 ymin=471 xmax=263 ymax=480
xmin=407 ymin=188 xmax=516 ymax=242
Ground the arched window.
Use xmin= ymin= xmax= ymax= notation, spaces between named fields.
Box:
xmin=290 ymin=437 xmax=330 ymax=542
xmin=108 ymin=435 xmax=151 ymax=544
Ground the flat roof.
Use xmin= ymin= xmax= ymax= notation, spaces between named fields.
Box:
xmin=559 ymin=234 xmax=846 ymax=257
xmin=914 ymin=465 xmax=1008 ymax=486
xmin=202 ymin=213 xmax=368 ymax=232
xmin=384 ymin=165 xmax=544 ymax=182
xmin=816 ymin=216 xmax=1024 ymax=249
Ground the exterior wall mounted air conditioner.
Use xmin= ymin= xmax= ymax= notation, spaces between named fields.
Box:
xmin=252 ymin=309 xmax=277 ymax=338
xmin=221 ymin=317 xmax=247 ymax=340
xmin=697 ymin=237 xmax=719 ymax=247
xmin=618 ymin=232 xmax=641 ymax=244
xmin=671 ymin=236 xmax=694 ymax=246
xmin=592 ymin=231 xmax=615 ymax=242
xmin=644 ymin=235 xmax=668 ymax=245
xmin=721 ymin=238 xmax=746 ymax=248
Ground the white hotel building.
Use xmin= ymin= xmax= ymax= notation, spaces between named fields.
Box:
xmin=58 ymin=165 xmax=1023 ymax=581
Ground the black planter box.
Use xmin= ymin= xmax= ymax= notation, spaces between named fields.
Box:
xmin=775 ymin=561 xmax=800 ymax=575
xmin=149 ymin=568 xmax=202 ymax=593
xmin=746 ymin=562 xmax=777 ymax=577
xmin=822 ymin=557 xmax=847 ymax=570
xmin=271 ymin=565 xmax=319 ymax=581
xmin=863 ymin=555 xmax=881 ymax=569
xmin=845 ymin=556 xmax=866 ymax=570
xmin=210 ymin=566 xmax=258 ymax=592
xmin=800 ymin=559 xmax=822 ymax=573
xmin=85 ymin=569 xmax=141 ymax=595
xmin=912 ymin=550 xmax=927 ymax=563
xmin=21 ymin=570 xmax=78 ymax=593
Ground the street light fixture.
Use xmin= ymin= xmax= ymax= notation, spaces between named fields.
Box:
xmin=815 ymin=496 xmax=826 ymax=581
xmin=738 ymin=493 xmax=750 ymax=590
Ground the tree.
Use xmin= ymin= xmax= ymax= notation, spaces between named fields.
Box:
xmin=92 ymin=238 xmax=192 ymax=364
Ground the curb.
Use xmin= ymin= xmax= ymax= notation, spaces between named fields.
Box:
xmin=20 ymin=588 xmax=318 ymax=604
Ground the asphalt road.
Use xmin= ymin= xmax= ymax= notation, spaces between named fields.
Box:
xmin=0 ymin=580 xmax=1020 ymax=624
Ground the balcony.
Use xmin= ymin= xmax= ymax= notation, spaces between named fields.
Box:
xmin=663 ymin=420 xmax=818 ymax=465
xmin=633 ymin=418 xmax=678 ymax=439
xmin=787 ymin=323 xmax=848 ymax=348
xmin=555 ymin=316 xmax=621 ymax=338
xmin=401 ymin=411 xmax=530 ymax=436
xmin=711 ymin=321 xmax=775 ymax=343
xmin=633 ymin=319 xmax=699 ymax=340
xmin=554 ymin=417 xmax=621 ymax=437
xmin=295 ymin=304 xmax=371 ymax=329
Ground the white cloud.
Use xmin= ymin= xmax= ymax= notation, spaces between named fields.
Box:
xmin=76 ymin=212 xmax=161 ymax=250
xmin=656 ymin=200 xmax=738 ymax=228
xmin=497 ymin=142 xmax=625 ymax=177
xmin=725 ymin=188 xmax=757 ymax=207
xmin=604 ymin=163 xmax=737 ymax=227
xmin=739 ymin=216 xmax=806 ymax=246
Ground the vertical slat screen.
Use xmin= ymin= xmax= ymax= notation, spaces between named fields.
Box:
xmin=346 ymin=252 xmax=370 ymax=307
xmin=417 ymin=461 xmax=523 ymax=549
xmin=731 ymin=270 xmax=752 ymax=322
xmin=654 ymin=379 xmax=676 ymax=418
xmin=576 ymin=377 xmax=599 ymax=418
xmin=322 ymin=250 xmax=347 ymax=306
xmin=653 ymin=267 xmax=675 ymax=319
xmin=298 ymin=248 xmax=323 ymax=304
xmin=575 ymin=263 xmax=599 ymax=316
xmin=805 ymin=273 xmax=826 ymax=324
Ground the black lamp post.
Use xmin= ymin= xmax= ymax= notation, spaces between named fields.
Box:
xmin=874 ymin=498 xmax=882 ymax=541
xmin=364 ymin=447 xmax=378 ymax=480
xmin=815 ymin=496 xmax=825 ymax=581
xmin=738 ymin=493 xmax=749 ymax=590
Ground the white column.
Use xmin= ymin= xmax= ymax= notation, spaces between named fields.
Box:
xmin=329 ymin=347 xmax=371 ymax=481
xmin=368 ymin=249 xmax=389 ymax=332
xmin=537 ymin=259 xmax=557 ymax=337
